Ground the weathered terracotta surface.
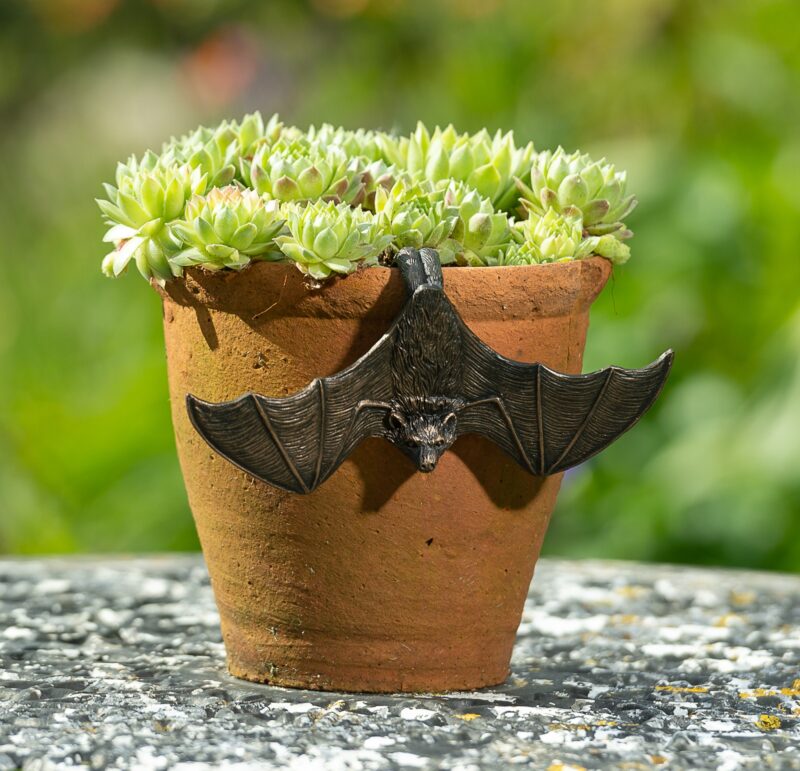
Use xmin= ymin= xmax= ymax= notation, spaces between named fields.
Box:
xmin=159 ymin=257 xmax=612 ymax=693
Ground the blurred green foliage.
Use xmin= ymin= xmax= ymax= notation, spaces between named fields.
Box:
xmin=0 ymin=0 xmax=798 ymax=570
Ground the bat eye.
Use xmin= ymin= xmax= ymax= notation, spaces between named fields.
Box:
xmin=388 ymin=412 xmax=407 ymax=431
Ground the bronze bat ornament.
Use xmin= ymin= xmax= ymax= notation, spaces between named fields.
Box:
xmin=186 ymin=248 xmax=673 ymax=494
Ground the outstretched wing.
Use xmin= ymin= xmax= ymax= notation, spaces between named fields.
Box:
xmin=186 ymin=334 xmax=395 ymax=494
xmin=457 ymin=327 xmax=673 ymax=475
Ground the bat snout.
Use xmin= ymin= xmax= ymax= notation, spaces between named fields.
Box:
xmin=417 ymin=446 xmax=443 ymax=473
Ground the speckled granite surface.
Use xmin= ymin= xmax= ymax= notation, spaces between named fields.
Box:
xmin=0 ymin=556 xmax=798 ymax=770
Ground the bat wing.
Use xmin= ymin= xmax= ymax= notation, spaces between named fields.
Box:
xmin=186 ymin=334 xmax=395 ymax=493
xmin=457 ymin=326 xmax=673 ymax=475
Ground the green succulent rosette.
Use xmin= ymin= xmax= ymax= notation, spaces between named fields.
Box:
xmin=510 ymin=209 xmax=631 ymax=265
xmin=275 ymin=200 xmax=394 ymax=279
xmin=246 ymin=144 xmax=357 ymax=203
xmin=169 ymin=186 xmax=286 ymax=272
xmin=516 ymin=147 xmax=637 ymax=238
xmin=354 ymin=158 xmax=397 ymax=211
xmin=374 ymin=178 xmax=458 ymax=258
xmin=383 ymin=122 xmax=534 ymax=212
xmin=163 ymin=112 xmax=287 ymax=187
xmin=161 ymin=126 xmax=236 ymax=190
xmin=98 ymin=162 xmax=208 ymax=282
xmin=439 ymin=182 xmax=514 ymax=266
xmin=306 ymin=124 xmax=386 ymax=163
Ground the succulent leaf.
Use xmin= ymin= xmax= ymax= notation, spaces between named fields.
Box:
xmin=374 ymin=178 xmax=458 ymax=257
xmin=439 ymin=182 xmax=513 ymax=266
xmin=98 ymin=162 xmax=208 ymax=281
xmin=395 ymin=123 xmax=534 ymax=213
xmin=170 ymin=186 xmax=286 ymax=271
xmin=246 ymin=145 xmax=358 ymax=204
xmin=518 ymin=147 xmax=637 ymax=240
xmin=275 ymin=200 xmax=393 ymax=278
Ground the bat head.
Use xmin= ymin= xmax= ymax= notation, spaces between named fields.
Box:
xmin=388 ymin=407 xmax=458 ymax=473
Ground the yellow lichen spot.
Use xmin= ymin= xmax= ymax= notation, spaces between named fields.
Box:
xmin=612 ymin=614 xmax=639 ymax=626
xmin=547 ymin=763 xmax=587 ymax=771
xmin=739 ymin=687 xmax=795 ymax=699
xmin=455 ymin=713 xmax=480 ymax=721
xmin=650 ymin=757 xmax=668 ymax=766
xmin=548 ymin=720 xmax=617 ymax=732
xmin=792 ymin=679 xmax=800 ymax=691
xmin=548 ymin=722 xmax=590 ymax=732
xmin=616 ymin=585 xmax=648 ymax=599
xmin=756 ymin=714 xmax=781 ymax=731
xmin=739 ymin=688 xmax=778 ymax=699
xmin=713 ymin=613 xmax=743 ymax=628
xmin=655 ymin=685 xmax=709 ymax=694
xmin=730 ymin=590 xmax=756 ymax=606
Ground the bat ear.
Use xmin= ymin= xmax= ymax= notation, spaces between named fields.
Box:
xmin=388 ymin=411 xmax=407 ymax=430
xmin=443 ymin=412 xmax=457 ymax=430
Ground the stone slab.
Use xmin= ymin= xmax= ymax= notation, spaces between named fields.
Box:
xmin=1 ymin=556 xmax=798 ymax=770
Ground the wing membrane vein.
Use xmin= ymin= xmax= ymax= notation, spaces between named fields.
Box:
xmin=548 ymin=367 xmax=614 ymax=472
xmin=252 ymin=396 xmax=310 ymax=493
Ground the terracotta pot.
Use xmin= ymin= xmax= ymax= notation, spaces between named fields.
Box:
xmin=158 ymin=256 xmax=612 ymax=693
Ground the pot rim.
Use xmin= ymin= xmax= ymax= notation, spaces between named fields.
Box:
xmin=157 ymin=255 xmax=613 ymax=321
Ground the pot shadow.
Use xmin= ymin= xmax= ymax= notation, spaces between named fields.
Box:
xmin=346 ymin=435 xmax=544 ymax=513
xmin=450 ymin=436 xmax=544 ymax=510
xmin=168 ymin=280 xmax=219 ymax=351
xmin=349 ymin=438 xmax=417 ymax=513
xmin=240 ymin=272 xmax=407 ymax=375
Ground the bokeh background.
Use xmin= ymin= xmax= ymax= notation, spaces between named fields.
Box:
xmin=1 ymin=0 xmax=798 ymax=570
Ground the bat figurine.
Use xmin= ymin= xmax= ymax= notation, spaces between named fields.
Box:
xmin=187 ymin=248 xmax=673 ymax=494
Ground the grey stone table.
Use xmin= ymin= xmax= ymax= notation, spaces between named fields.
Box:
xmin=1 ymin=557 xmax=799 ymax=770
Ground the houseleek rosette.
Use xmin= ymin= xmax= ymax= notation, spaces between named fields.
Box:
xmin=355 ymin=158 xmax=397 ymax=211
xmin=374 ymin=179 xmax=458 ymax=258
xmin=247 ymin=144 xmax=356 ymax=203
xmin=381 ymin=122 xmax=534 ymax=211
xmin=164 ymin=112 xmax=289 ymax=185
xmin=306 ymin=124 xmax=386 ymax=163
xmin=98 ymin=162 xmax=208 ymax=282
xmin=275 ymin=200 xmax=394 ymax=279
xmin=516 ymin=147 xmax=637 ymax=237
xmin=440 ymin=182 xmax=514 ymax=266
xmin=170 ymin=187 xmax=286 ymax=271
xmin=508 ymin=209 xmax=631 ymax=265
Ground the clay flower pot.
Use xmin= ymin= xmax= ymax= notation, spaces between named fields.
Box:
xmin=158 ymin=256 xmax=612 ymax=693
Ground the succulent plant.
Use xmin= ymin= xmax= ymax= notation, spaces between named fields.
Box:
xmin=374 ymin=179 xmax=458 ymax=258
xmin=275 ymin=201 xmax=394 ymax=279
xmin=383 ymin=123 xmax=534 ymax=212
xmin=232 ymin=111 xmax=286 ymax=159
xmin=354 ymin=158 xmax=397 ymax=210
xmin=163 ymin=112 xmax=286 ymax=185
xmin=516 ymin=147 xmax=637 ymax=237
xmin=98 ymin=162 xmax=208 ymax=282
xmin=99 ymin=115 xmax=637 ymax=282
xmin=439 ymin=182 xmax=514 ymax=266
xmin=306 ymin=124 xmax=386 ymax=163
xmin=170 ymin=187 xmax=285 ymax=271
xmin=246 ymin=145 xmax=356 ymax=203
xmin=511 ymin=209 xmax=631 ymax=265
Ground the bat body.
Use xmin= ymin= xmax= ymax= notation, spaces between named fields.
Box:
xmin=187 ymin=248 xmax=673 ymax=494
